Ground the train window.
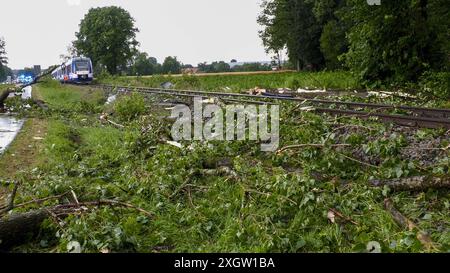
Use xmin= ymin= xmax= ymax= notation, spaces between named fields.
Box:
xmin=75 ymin=61 xmax=90 ymax=71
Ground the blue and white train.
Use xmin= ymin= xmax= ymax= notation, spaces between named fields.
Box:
xmin=52 ymin=57 xmax=94 ymax=84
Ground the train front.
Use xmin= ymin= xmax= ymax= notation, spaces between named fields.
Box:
xmin=72 ymin=58 xmax=93 ymax=84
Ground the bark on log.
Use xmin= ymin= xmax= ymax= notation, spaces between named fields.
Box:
xmin=370 ymin=176 xmax=450 ymax=191
xmin=0 ymin=89 xmax=13 ymax=109
xmin=0 ymin=210 xmax=49 ymax=250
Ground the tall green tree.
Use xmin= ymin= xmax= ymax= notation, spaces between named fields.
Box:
xmin=162 ymin=56 xmax=181 ymax=74
xmin=258 ymin=0 xmax=324 ymax=70
xmin=73 ymin=6 xmax=139 ymax=75
xmin=305 ymin=0 xmax=349 ymax=69
xmin=343 ymin=0 xmax=449 ymax=83
xmin=258 ymin=0 xmax=287 ymax=68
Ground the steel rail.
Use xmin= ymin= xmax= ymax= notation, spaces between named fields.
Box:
xmin=98 ymin=84 xmax=450 ymax=119
xmin=95 ymin=84 xmax=450 ymax=129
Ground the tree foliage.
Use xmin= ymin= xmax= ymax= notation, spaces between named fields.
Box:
xmin=161 ymin=56 xmax=182 ymax=74
xmin=73 ymin=6 xmax=139 ymax=75
xmin=258 ymin=0 xmax=450 ymax=86
xmin=342 ymin=0 xmax=449 ymax=84
xmin=127 ymin=52 xmax=160 ymax=76
xmin=258 ymin=0 xmax=324 ymax=70
xmin=0 ymin=37 xmax=12 ymax=82
xmin=198 ymin=61 xmax=231 ymax=73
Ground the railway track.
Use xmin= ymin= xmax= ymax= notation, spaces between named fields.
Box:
xmin=94 ymin=84 xmax=450 ymax=129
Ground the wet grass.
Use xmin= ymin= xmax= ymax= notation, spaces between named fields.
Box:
xmin=99 ymin=71 xmax=361 ymax=92
xmin=34 ymin=81 xmax=106 ymax=113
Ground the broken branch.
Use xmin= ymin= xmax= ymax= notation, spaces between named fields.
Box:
xmin=371 ymin=176 xmax=450 ymax=191
xmin=277 ymin=143 xmax=351 ymax=153
xmin=0 ymin=182 xmax=19 ymax=216
xmin=329 ymin=208 xmax=359 ymax=225
xmin=384 ymin=198 xmax=437 ymax=251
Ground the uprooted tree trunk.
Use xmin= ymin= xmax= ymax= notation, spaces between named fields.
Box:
xmin=0 ymin=88 xmax=14 ymax=110
xmin=370 ymin=176 xmax=450 ymax=191
xmin=0 ymin=210 xmax=49 ymax=250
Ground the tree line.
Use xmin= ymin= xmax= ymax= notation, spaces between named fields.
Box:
xmin=258 ymin=0 xmax=449 ymax=86
xmin=3 ymin=3 xmax=448 ymax=86
xmin=70 ymin=6 xmax=273 ymax=77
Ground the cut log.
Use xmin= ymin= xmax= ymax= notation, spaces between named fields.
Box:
xmin=0 ymin=210 xmax=49 ymax=250
xmin=0 ymin=89 xmax=13 ymax=109
xmin=370 ymin=176 xmax=450 ymax=191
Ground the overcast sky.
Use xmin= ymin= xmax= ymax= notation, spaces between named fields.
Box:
xmin=0 ymin=0 xmax=269 ymax=69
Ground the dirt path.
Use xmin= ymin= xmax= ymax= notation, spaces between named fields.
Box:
xmin=0 ymin=118 xmax=48 ymax=203
xmin=0 ymin=87 xmax=49 ymax=205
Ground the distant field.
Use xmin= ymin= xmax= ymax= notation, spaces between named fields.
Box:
xmin=140 ymin=70 xmax=298 ymax=77
xmin=99 ymin=71 xmax=361 ymax=92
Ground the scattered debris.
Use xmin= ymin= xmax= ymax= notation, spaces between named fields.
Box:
xmin=327 ymin=208 xmax=359 ymax=225
xmin=99 ymin=113 xmax=125 ymax=129
xmin=166 ymin=141 xmax=182 ymax=148
xmin=200 ymin=166 xmax=238 ymax=179
xmin=248 ymin=87 xmax=266 ymax=96
xmin=106 ymin=94 xmax=117 ymax=105
xmin=161 ymin=82 xmax=174 ymax=89
xmin=327 ymin=210 xmax=336 ymax=223
xmin=297 ymin=88 xmax=326 ymax=94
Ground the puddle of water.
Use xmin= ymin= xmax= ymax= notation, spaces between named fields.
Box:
xmin=0 ymin=115 xmax=25 ymax=154
xmin=0 ymin=86 xmax=31 ymax=154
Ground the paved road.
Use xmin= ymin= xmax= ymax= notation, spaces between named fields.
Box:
xmin=0 ymin=86 xmax=30 ymax=153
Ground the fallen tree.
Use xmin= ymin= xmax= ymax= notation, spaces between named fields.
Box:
xmin=0 ymin=190 xmax=153 ymax=250
xmin=0 ymin=209 xmax=49 ymax=250
xmin=0 ymin=65 xmax=58 ymax=110
xmin=371 ymin=176 xmax=450 ymax=191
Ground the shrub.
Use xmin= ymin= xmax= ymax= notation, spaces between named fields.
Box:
xmin=285 ymin=76 xmax=300 ymax=90
xmin=114 ymin=93 xmax=146 ymax=122
xmin=418 ymin=72 xmax=450 ymax=99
